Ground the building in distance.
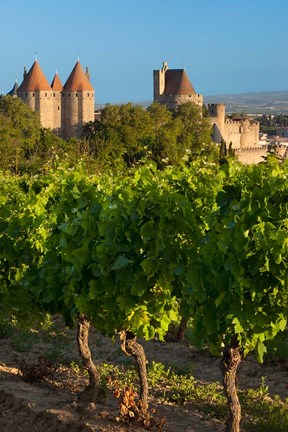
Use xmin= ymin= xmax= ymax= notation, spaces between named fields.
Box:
xmin=16 ymin=60 xmax=94 ymax=139
xmin=153 ymin=61 xmax=203 ymax=110
xmin=153 ymin=61 xmax=260 ymax=152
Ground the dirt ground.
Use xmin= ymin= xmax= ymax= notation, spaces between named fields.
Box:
xmin=1 ymin=322 xmax=288 ymax=432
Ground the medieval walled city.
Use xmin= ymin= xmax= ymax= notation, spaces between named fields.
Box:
xmin=6 ymin=59 xmax=288 ymax=163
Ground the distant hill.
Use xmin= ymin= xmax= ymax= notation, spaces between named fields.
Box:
xmin=204 ymin=90 xmax=288 ymax=115
xmin=96 ymin=91 xmax=288 ymax=115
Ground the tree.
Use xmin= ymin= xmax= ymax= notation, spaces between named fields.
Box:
xmin=82 ymin=104 xmax=154 ymax=169
xmin=15 ymin=164 xmax=106 ymax=402
xmin=35 ymin=164 xmax=203 ymax=408
xmin=0 ymin=96 xmax=42 ymax=173
xmin=182 ymin=157 xmax=288 ymax=431
xmin=0 ymin=96 xmax=73 ymax=174
xmin=3 ymin=157 xmax=287 ymax=430
xmin=147 ymin=102 xmax=172 ymax=131
xmin=0 ymin=172 xmax=49 ymax=327
xmin=174 ymin=102 xmax=215 ymax=159
xmin=82 ymin=102 xmax=219 ymax=170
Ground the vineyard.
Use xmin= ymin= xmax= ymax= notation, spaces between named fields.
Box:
xmin=1 ymin=155 xmax=288 ymax=431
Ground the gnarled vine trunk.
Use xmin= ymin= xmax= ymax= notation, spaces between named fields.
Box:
xmin=176 ymin=317 xmax=188 ymax=342
xmin=221 ymin=337 xmax=242 ymax=432
xmin=120 ymin=331 xmax=148 ymax=412
xmin=77 ymin=314 xmax=101 ymax=403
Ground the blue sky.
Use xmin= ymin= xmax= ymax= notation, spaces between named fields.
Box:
xmin=1 ymin=0 xmax=288 ymax=104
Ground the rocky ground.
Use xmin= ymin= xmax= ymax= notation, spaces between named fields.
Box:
xmin=1 ymin=321 xmax=288 ymax=432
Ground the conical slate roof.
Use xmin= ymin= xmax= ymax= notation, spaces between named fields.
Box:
xmin=18 ymin=61 xmax=52 ymax=92
xmin=64 ymin=61 xmax=94 ymax=91
xmin=164 ymin=69 xmax=196 ymax=95
xmin=51 ymin=73 xmax=63 ymax=91
xmin=7 ymin=80 xmax=19 ymax=96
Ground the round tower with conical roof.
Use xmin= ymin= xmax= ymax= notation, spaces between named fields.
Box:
xmin=7 ymin=80 xmax=19 ymax=98
xmin=62 ymin=61 xmax=94 ymax=139
xmin=17 ymin=61 xmax=54 ymax=129
xmin=51 ymin=72 xmax=63 ymax=135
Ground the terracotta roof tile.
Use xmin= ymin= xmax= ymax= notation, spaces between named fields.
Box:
xmin=64 ymin=61 xmax=94 ymax=91
xmin=51 ymin=73 xmax=63 ymax=91
xmin=164 ymin=69 xmax=196 ymax=95
xmin=18 ymin=61 xmax=52 ymax=92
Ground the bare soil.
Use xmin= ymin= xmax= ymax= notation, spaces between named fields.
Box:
xmin=1 ymin=321 xmax=288 ymax=432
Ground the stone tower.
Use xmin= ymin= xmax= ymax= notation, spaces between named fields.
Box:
xmin=153 ymin=61 xmax=203 ymax=110
xmin=17 ymin=61 xmax=54 ymax=129
xmin=207 ymin=103 xmax=226 ymax=142
xmin=50 ymin=72 xmax=63 ymax=136
xmin=17 ymin=59 xmax=95 ymax=139
xmin=62 ymin=61 xmax=94 ymax=139
xmin=207 ymin=103 xmax=259 ymax=149
xmin=207 ymin=104 xmax=225 ymax=129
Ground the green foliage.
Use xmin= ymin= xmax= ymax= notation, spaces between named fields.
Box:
xmin=0 ymin=318 xmax=14 ymax=339
xmin=183 ymin=156 xmax=288 ymax=361
xmin=0 ymin=173 xmax=35 ymax=319
xmin=82 ymin=103 xmax=154 ymax=169
xmin=0 ymin=96 xmax=41 ymax=173
xmin=39 ymin=163 xmax=193 ymax=338
xmin=96 ymin=360 xmax=288 ymax=431
xmin=174 ymin=102 xmax=215 ymax=157
xmin=0 ymin=97 xmax=218 ymax=174
xmin=263 ymin=330 xmax=288 ymax=364
xmin=1 ymin=155 xmax=287 ymax=369
xmin=257 ymin=113 xmax=288 ymax=135
xmin=11 ymin=331 xmax=39 ymax=352
xmin=241 ymin=381 xmax=288 ymax=432
xmin=0 ymin=96 xmax=77 ymax=174
xmin=0 ymin=96 xmax=41 ymax=144
xmin=82 ymin=102 xmax=218 ymax=169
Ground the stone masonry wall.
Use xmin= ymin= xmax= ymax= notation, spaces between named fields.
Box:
xmin=52 ymin=91 xmax=61 ymax=135
xmin=157 ymin=93 xmax=203 ymax=111
xmin=223 ymin=119 xmax=260 ymax=149
xmin=36 ymin=91 xmax=54 ymax=130
xmin=236 ymin=145 xmax=288 ymax=164
xmin=63 ymin=92 xmax=78 ymax=139
xmin=62 ymin=91 xmax=94 ymax=139
xmin=208 ymin=103 xmax=259 ymax=149
xmin=18 ymin=91 xmax=54 ymax=130
xmin=79 ymin=92 xmax=94 ymax=125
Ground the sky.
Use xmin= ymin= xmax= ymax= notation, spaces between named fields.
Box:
xmin=1 ymin=0 xmax=288 ymax=104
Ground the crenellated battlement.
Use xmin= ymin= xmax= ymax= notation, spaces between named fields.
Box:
xmin=207 ymin=103 xmax=225 ymax=118
xmin=207 ymin=99 xmax=260 ymax=150
xmin=235 ymin=144 xmax=288 ymax=164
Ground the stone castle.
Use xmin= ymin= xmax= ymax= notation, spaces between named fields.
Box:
xmin=207 ymin=103 xmax=259 ymax=149
xmin=153 ymin=62 xmax=260 ymax=151
xmin=153 ymin=61 xmax=203 ymax=110
xmin=8 ymin=59 xmax=270 ymax=162
xmin=10 ymin=60 xmax=95 ymax=139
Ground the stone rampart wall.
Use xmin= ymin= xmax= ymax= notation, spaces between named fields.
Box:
xmin=236 ymin=145 xmax=288 ymax=164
